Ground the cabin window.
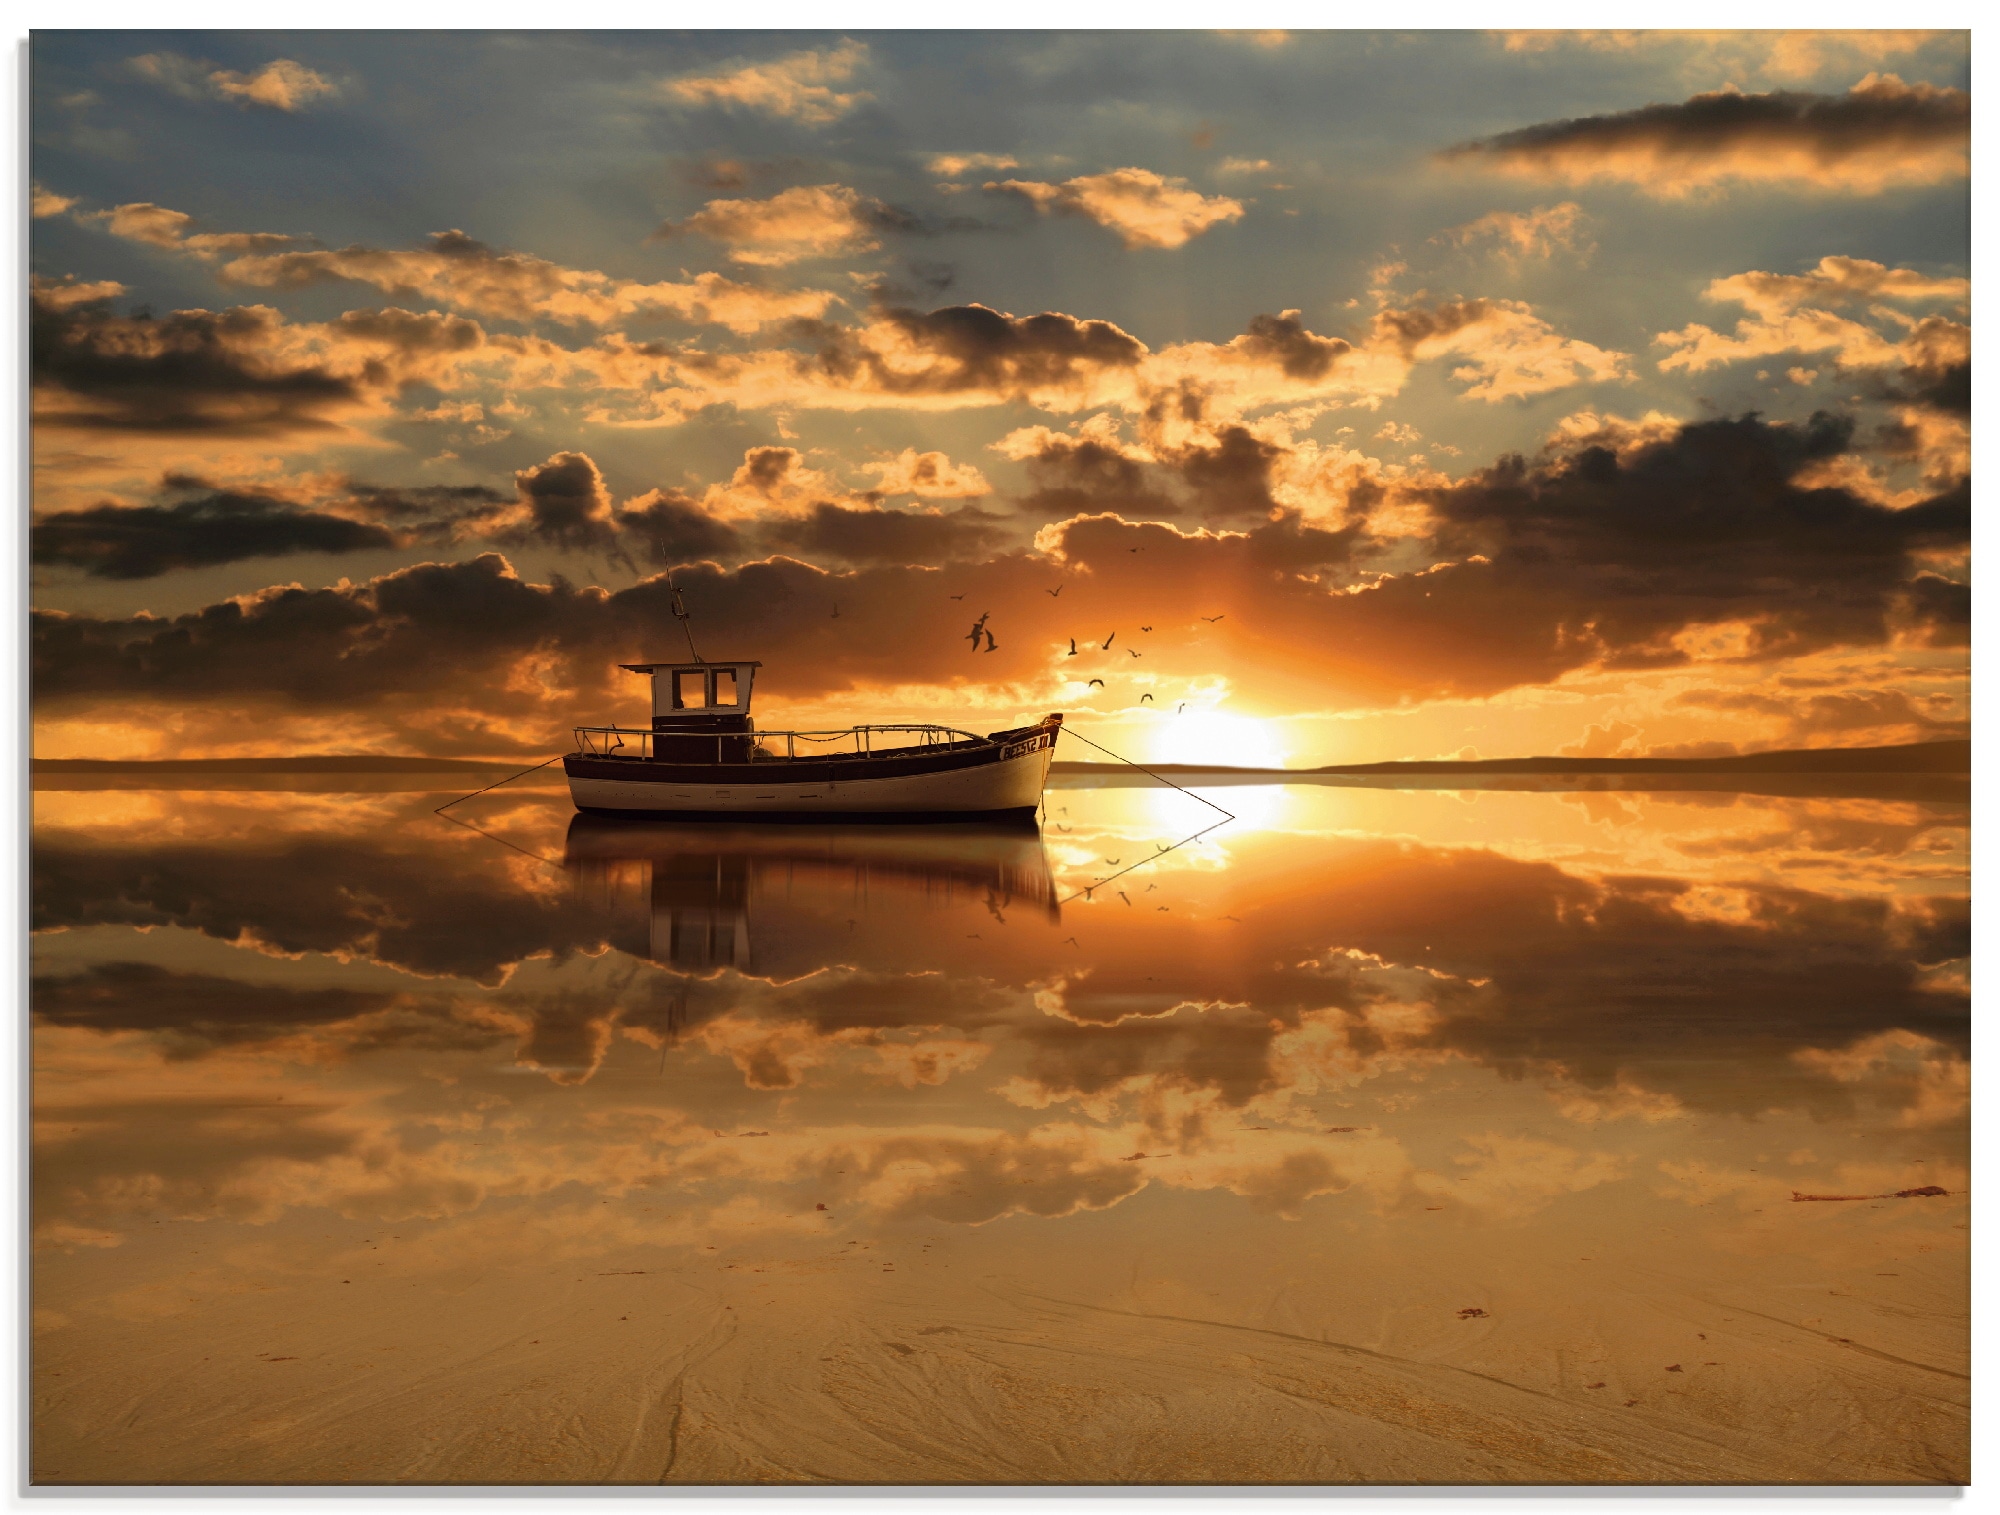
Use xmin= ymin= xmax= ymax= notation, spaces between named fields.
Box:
xmin=712 ymin=668 xmax=738 ymax=706
xmin=674 ymin=669 xmax=706 ymax=709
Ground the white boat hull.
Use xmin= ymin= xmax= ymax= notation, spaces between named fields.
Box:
xmin=567 ymin=742 xmax=1055 ymax=816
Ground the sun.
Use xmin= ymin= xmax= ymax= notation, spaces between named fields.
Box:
xmin=1152 ymin=710 xmax=1291 ymax=770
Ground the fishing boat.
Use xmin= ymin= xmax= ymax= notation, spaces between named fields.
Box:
xmin=564 ymin=657 xmax=1062 ymax=819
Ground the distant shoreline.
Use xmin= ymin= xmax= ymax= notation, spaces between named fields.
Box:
xmin=30 ymin=737 xmax=1969 ymax=778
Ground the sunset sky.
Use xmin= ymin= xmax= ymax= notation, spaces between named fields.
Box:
xmin=29 ymin=29 xmax=1970 ymax=765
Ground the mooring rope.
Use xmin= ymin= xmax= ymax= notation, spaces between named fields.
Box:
xmin=433 ymin=752 xmax=568 ymax=813
xmin=1049 ymin=726 xmax=1238 ymax=907
xmin=1054 ymin=726 xmax=1237 ymax=822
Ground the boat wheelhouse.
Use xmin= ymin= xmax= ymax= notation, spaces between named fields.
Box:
xmin=563 ymin=657 xmax=1062 ymax=819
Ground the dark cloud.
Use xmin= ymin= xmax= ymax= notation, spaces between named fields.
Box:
xmin=30 ymin=286 xmax=487 ymax=438
xmin=793 ymin=302 xmax=1145 ymax=399
xmin=1174 ymin=425 xmax=1284 ymax=518
xmin=1440 ymin=74 xmax=1969 ymax=194
xmin=1007 ymin=420 xmax=1304 ymax=523
xmin=501 ymin=451 xmax=621 ymax=553
xmin=616 ymin=488 xmax=746 ymax=565
xmin=1010 ymin=434 xmax=1178 ymax=521
xmin=31 ymin=287 xmax=358 ymax=437
xmin=341 ymin=479 xmax=512 ymax=535
xmin=761 ymin=503 xmax=1006 ymax=565
xmin=1232 ymin=311 xmax=1352 ymax=380
xmin=33 ymin=489 xmax=395 ymax=580
xmin=1885 ymin=317 xmax=1969 ymax=417
xmin=1418 ymin=411 xmax=1968 ymax=666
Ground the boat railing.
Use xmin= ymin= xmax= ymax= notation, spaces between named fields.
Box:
xmin=572 ymin=723 xmax=991 ymax=763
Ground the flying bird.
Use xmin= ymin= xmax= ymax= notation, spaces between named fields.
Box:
xmin=1105 ymin=857 xmax=1121 ymax=864
xmin=1140 ymin=625 xmax=1152 ymax=632
xmin=1063 ymin=937 xmax=1079 ymax=947
xmin=1177 ymin=702 xmax=1186 ymax=714
xmin=1128 ymin=649 xmax=1141 ymax=658
xmin=1103 ymin=632 xmax=1116 ymax=649
xmin=831 ymin=604 xmax=840 ymax=618
xmin=965 ymin=612 xmax=990 ymax=648
xmin=949 ymin=594 xmax=965 ymax=601
xmin=1118 ymin=890 xmax=1132 ymax=906
xmin=1200 ymin=614 xmax=1225 ymax=623
xmin=1087 ymin=678 xmax=1105 ymax=688
xmin=1046 ymin=585 xmax=1063 ymax=598
xmin=983 ymin=628 xmax=998 ymax=652
xmin=1139 ymin=693 xmax=1153 ymax=703
xmin=1067 ymin=638 xmax=1078 ymax=656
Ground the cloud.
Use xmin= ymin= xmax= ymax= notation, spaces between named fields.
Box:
xmin=495 ymin=452 xmax=622 ymax=553
xmin=662 ymin=185 xmax=890 ymax=267
xmin=224 ymin=234 xmax=836 ymax=332
xmin=31 ymin=287 xmax=506 ymax=440
xmin=615 ymin=489 xmax=747 ymax=566
xmin=32 ymin=183 xmax=78 ymax=218
xmin=1437 ymin=202 xmax=1592 ymax=262
xmin=661 ymin=41 xmax=870 ymax=125
xmin=1367 ymin=298 xmax=1630 ymax=401
xmin=1441 ymin=73 xmax=1969 ymax=196
xmin=28 ymin=406 xmax=1965 ymax=743
xmin=762 ymin=504 xmax=1007 ymax=566
xmin=1675 ymin=685 xmax=1968 ymax=750
xmin=1655 ymin=258 xmax=1968 ymax=376
xmin=131 ymin=52 xmax=336 ymax=112
xmin=586 ymin=300 xmax=1396 ymax=430
xmin=864 ymin=448 xmax=991 ymax=499
xmin=28 ymin=275 xmax=127 ymax=311
xmin=208 ymin=59 xmax=337 ymax=111
xmin=986 ymin=169 xmax=1245 ymax=250
xmin=928 ymin=153 xmax=1018 ymax=178
xmin=1215 ymin=157 xmax=1276 ymax=177
xmin=1699 ymin=255 xmax=1968 ymax=319
xmin=88 ymin=206 xmax=836 ymax=332
xmin=32 ymin=488 xmax=397 ymax=581
xmin=1417 ymin=410 xmax=1967 ymax=666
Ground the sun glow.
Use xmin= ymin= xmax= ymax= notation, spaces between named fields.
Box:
xmin=1150 ymin=710 xmax=1291 ymax=770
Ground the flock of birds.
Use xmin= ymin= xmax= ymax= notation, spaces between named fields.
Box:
xmin=943 ymin=590 xmax=1225 ymax=709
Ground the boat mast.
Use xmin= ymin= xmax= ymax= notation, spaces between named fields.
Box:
xmin=664 ymin=570 xmax=702 ymax=663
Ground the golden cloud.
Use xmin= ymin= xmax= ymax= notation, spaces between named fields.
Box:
xmin=87 ymin=205 xmax=835 ymax=333
xmin=865 ymin=448 xmax=992 ymax=499
xmin=661 ymin=41 xmax=871 ymax=126
xmin=208 ymin=59 xmax=337 ymax=111
xmin=986 ymin=168 xmax=1245 ymax=250
xmin=1655 ymin=259 xmax=1967 ymax=374
xmin=1437 ymin=202 xmax=1593 ymax=263
xmin=668 ymin=184 xmax=886 ymax=267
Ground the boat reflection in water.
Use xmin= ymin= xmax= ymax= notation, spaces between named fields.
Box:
xmin=562 ymin=813 xmax=1061 ymax=973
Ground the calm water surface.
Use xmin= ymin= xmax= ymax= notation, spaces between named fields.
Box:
xmin=30 ymin=775 xmax=1969 ymax=1484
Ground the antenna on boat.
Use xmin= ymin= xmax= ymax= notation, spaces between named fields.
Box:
xmin=664 ymin=569 xmax=702 ymax=663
